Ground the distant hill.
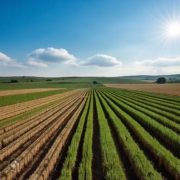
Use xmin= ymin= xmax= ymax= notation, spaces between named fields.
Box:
xmin=0 ymin=74 xmax=179 ymax=84
xmin=118 ymin=74 xmax=180 ymax=83
xmin=0 ymin=76 xmax=143 ymax=84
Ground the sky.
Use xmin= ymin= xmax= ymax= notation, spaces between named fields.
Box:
xmin=0 ymin=0 xmax=180 ymax=77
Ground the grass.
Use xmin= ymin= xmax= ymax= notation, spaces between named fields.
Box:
xmin=0 ymin=81 xmax=96 ymax=90
xmin=0 ymin=89 xmax=67 ymax=107
xmin=0 ymin=76 xmax=145 ymax=91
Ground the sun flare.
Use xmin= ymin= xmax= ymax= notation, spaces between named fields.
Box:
xmin=160 ymin=16 xmax=180 ymax=44
xmin=165 ymin=21 xmax=180 ymax=38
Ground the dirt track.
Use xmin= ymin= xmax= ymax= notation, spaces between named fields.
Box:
xmin=105 ymin=83 xmax=180 ymax=96
xmin=0 ymin=88 xmax=64 ymax=96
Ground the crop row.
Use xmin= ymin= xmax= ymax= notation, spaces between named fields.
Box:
xmin=0 ymin=90 xmax=83 ymax=135
xmin=0 ymin=93 xmax=82 ymax=149
xmin=0 ymin=94 xmax=83 ymax=162
xmin=108 ymin=89 xmax=180 ymax=124
xmin=0 ymin=89 xmax=82 ymax=121
xmin=1 ymin=87 xmax=179 ymax=179
xmin=59 ymin=92 xmax=91 ymax=179
xmin=29 ymin=94 xmax=87 ymax=180
xmin=98 ymin=88 xmax=180 ymax=179
xmin=0 ymin=90 xmax=88 ymax=179
xmin=101 ymin=90 xmax=180 ymax=157
xmin=105 ymin=90 xmax=180 ymax=134
xmin=106 ymin=88 xmax=180 ymax=117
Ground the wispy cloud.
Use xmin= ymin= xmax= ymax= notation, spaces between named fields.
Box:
xmin=27 ymin=47 xmax=77 ymax=67
xmin=81 ymin=54 xmax=122 ymax=67
xmin=1 ymin=49 xmax=180 ymax=76
xmin=0 ymin=52 xmax=26 ymax=68
xmin=134 ymin=56 xmax=180 ymax=67
xmin=0 ymin=52 xmax=12 ymax=63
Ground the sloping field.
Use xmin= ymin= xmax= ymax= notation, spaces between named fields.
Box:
xmin=0 ymin=88 xmax=64 ymax=96
xmin=105 ymin=83 xmax=180 ymax=96
xmin=0 ymin=88 xmax=180 ymax=180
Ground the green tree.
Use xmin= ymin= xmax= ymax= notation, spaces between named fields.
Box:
xmin=156 ymin=77 xmax=166 ymax=84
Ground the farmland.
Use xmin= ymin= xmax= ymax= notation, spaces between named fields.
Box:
xmin=105 ymin=83 xmax=180 ymax=96
xmin=0 ymin=88 xmax=64 ymax=97
xmin=0 ymin=86 xmax=180 ymax=180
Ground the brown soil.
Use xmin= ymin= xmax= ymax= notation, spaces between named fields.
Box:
xmin=0 ymin=88 xmax=64 ymax=96
xmin=0 ymin=91 xmax=87 ymax=180
xmin=105 ymin=83 xmax=180 ymax=96
xmin=0 ymin=89 xmax=82 ymax=121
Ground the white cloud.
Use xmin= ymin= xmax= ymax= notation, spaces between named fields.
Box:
xmin=27 ymin=59 xmax=48 ymax=68
xmin=0 ymin=52 xmax=12 ymax=63
xmin=27 ymin=47 xmax=77 ymax=67
xmin=122 ymin=56 xmax=180 ymax=75
xmin=0 ymin=52 xmax=26 ymax=68
xmin=135 ymin=56 xmax=180 ymax=67
xmin=82 ymin=54 xmax=122 ymax=67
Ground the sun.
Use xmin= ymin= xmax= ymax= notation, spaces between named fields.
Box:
xmin=159 ymin=16 xmax=180 ymax=44
xmin=165 ymin=21 xmax=180 ymax=38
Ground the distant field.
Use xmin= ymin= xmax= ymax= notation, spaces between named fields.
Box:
xmin=0 ymin=88 xmax=63 ymax=96
xmin=0 ymin=82 xmax=92 ymax=90
xmin=105 ymin=83 xmax=180 ymax=96
xmin=0 ymin=76 xmax=144 ymax=90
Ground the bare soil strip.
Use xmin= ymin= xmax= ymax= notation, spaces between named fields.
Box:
xmin=0 ymin=89 xmax=83 ymax=121
xmin=0 ymin=88 xmax=64 ymax=96
xmin=0 ymin=90 xmax=87 ymax=180
xmin=0 ymin=93 xmax=82 ymax=149
xmin=105 ymin=83 xmax=180 ymax=96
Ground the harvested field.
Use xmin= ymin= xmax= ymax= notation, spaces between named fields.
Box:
xmin=0 ymin=89 xmax=88 ymax=180
xmin=0 ymin=88 xmax=64 ymax=96
xmin=105 ymin=83 xmax=180 ymax=96
xmin=0 ymin=88 xmax=179 ymax=180
xmin=0 ymin=89 xmax=82 ymax=121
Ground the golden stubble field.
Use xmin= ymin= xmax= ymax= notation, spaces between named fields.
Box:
xmin=105 ymin=83 xmax=180 ymax=96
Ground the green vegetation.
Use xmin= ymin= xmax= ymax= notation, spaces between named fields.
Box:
xmin=98 ymin=89 xmax=180 ymax=179
xmin=156 ymin=77 xmax=166 ymax=84
xmin=105 ymin=89 xmax=180 ymax=122
xmin=0 ymin=94 xmax=71 ymax=128
xmin=0 ymin=89 xmax=67 ymax=107
xmin=96 ymin=91 xmax=163 ymax=180
xmin=95 ymin=91 xmax=126 ymax=180
xmin=78 ymin=91 xmax=93 ymax=179
xmin=60 ymin=94 xmax=90 ymax=180
xmin=108 ymin=92 xmax=180 ymax=133
xmin=103 ymin=91 xmax=180 ymax=154
xmin=0 ymin=76 xmax=145 ymax=91
xmin=1 ymin=86 xmax=180 ymax=179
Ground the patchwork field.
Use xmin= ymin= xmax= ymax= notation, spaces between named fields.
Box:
xmin=0 ymin=88 xmax=64 ymax=96
xmin=0 ymin=87 xmax=180 ymax=180
xmin=105 ymin=83 xmax=180 ymax=96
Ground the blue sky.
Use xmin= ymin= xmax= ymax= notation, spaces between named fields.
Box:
xmin=0 ymin=0 xmax=180 ymax=76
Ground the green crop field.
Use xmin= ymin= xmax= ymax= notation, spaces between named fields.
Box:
xmin=0 ymin=87 xmax=180 ymax=180
xmin=0 ymin=76 xmax=145 ymax=90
